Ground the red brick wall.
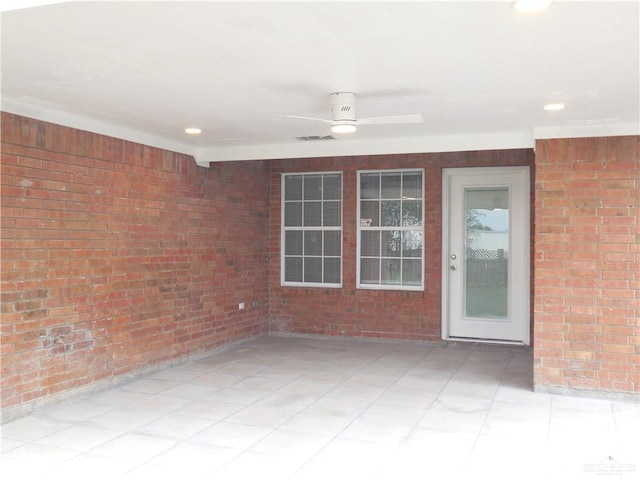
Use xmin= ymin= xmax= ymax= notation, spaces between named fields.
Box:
xmin=534 ymin=136 xmax=640 ymax=394
xmin=1 ymin=113 xmax=270 ymax=411
xmin=269 ymin=150 xmax=534 ymax=341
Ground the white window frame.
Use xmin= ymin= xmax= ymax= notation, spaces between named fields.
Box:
xmin=357 ymin=169 xmax=425 ymax=291
xmin=281 ymin=171 xmax=343 ymax=288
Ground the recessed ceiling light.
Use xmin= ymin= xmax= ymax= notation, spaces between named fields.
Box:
xmin=185 ymin=127 xmax=202 ymax=135
xmin=512 ymin=0 xmax=551 ymax=13
xmin=544 ymin=103 xmax=565 ymax=111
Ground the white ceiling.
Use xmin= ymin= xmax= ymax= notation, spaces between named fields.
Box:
xmin=2 ymin=1 xmax=639 ymax=165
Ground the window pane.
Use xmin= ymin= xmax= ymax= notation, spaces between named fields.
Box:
xmin=381 ymin=259 xmax=402 ymax=285
xmin=358 ymin=170 xmax=423 ymax=290
xmin=323 ymin=174 xmax=341 ymax=200
xmin=304 ymin=175 xmax=322 ymax=200
xmin=360 ymin=258 xmax=380 ymax=284
xmin=381 ymin=200 xmax=401 ymax=226
xmin=381 ymin=231 xmax=401 ymax=257
xmin=381 ymin=173 xmax=401 ymax=199
xmin=304 ymin=231 xmax=322 ymax=256
xmin=282 ymin=173 xmax=342 ymax=286
xmin=304 ymin=257 xmax=322 ymax=283
xmin=360 ymin=201 xmax=379 ymax=227
xmin=323 ymin=201 xmax=341 ymax=227
xmin=402 ymin=200 xmax=422 ymax=226
xmin=324 ymin=258 xmax=341 ymax=284
xmin=285 ymin=175 xmax=302 ymax=201
xmin=303 ymin=202 xmax=322 ymax=226
xmin=402 ymin=259 xmax=422 ymax=286
xmin=285 ymin=202 xmax=302 ymax=226
xmin=402 ymin=173 xmax=422 ymax=200
xmin=285 ymin=257 xmax=302 ymax=282
xmin=285 ymin=231 xmax=303 ymax=255
xmin=360 ymin=173 xmax=380 ymax=199
xmin=402 ymin=231 xmax=423 ymax=257
xmin=324 ymin=231 xmax=341 ymax=257
xmin=361 ymin=231 xmax=380 ymax=257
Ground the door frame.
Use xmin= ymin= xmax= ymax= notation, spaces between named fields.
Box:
xmin=441 ymin=166 xmax=530 ymax=345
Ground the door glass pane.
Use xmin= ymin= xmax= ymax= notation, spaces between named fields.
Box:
xmin=464 ymin=188 xmax=509 ymax=319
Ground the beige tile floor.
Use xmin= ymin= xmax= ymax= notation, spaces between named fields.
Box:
xmin=1 ymin=335 xmax=638 ymax=480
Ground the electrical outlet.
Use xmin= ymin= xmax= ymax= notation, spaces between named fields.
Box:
xmin=238 ymin=302 xmax=245 ymax=310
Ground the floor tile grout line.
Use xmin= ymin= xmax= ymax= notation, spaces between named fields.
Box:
xmin=279 ymin=344 xmax=425 ymax=478
xmin=465 ymin=350 xmax=520 ymax=468
xmin=285 ymin=342 xmax=454 ymax=478
xmin=160 ymin=340 xmax=389 ymax=475
xmin=6 ymin=337 xmax=633 ymax=478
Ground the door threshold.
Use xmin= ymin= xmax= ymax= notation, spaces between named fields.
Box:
xmin=446 ymin=336 xmax=526 ymax=346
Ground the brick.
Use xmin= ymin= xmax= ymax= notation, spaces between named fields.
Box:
xmin=1 ymin=112 xmax=271 ymax=410
xmin=534 ymin=135 xmax=639 ymax=395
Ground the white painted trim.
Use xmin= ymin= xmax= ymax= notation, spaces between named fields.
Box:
xmin=280 ymin=171 xmax=343 ymax=288
xmin=6 ymin=94 xmax=636 ymax=167
xmin=6 ymin=95 xmax=636 ymax=165
xmin=2 ymin=97 xmax=200 ymax=160
xmin=534 ymin=122 xmax=640 ymax=140
xmin=196 ymin=131 xmax=535 ymax=163
xmin=356 ymin=168 xmax=425 ymax=291
xmin=441 ymin=166 xmax=530 ymax=345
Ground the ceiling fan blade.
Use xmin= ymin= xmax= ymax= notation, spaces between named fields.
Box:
xmin=277 ymin=114 xmax=333 ymax=124
xmin=358 ymin=114 xmax=424 ymax=126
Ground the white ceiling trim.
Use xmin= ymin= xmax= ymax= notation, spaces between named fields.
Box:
xmin=5 ymin=95 xmax=637 ymax=166
xmin=534 ymin=123 xmax=640 ymax=140
xmin=2 ymin=96 xmax=198 ymax=159
xmin=193 ymin=131 xmax=536 ymax=165
xmin=3 ymin=1 xmax=638 ymax=166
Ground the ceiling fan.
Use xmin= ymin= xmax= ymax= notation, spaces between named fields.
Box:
xmin=280 ymin=92 xmax=424 ymax=134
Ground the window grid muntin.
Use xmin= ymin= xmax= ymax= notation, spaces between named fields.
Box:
xmin=358 ymin=169 xmax=424 ymax=290
xmin=282 ymin=172 xmax=342 ymax=287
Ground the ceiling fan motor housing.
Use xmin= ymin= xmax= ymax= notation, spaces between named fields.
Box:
xmin=330 ymin=92 xmax=357 ymax=122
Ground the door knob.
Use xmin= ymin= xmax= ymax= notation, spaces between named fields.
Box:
xmin=450 ymin=265 xmax=456 ymax=271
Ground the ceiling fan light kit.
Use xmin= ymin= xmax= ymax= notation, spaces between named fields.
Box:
xmin=280 ymin=91 xmax=423 ymax=135
xmin=330 ymin=92 xmax=358 ymax=133
xmin=331 ymin=121 xmax=357 ymax=134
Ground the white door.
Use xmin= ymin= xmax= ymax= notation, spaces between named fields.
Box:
xmin=442 ymin=167 xmax=530 ymax=344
